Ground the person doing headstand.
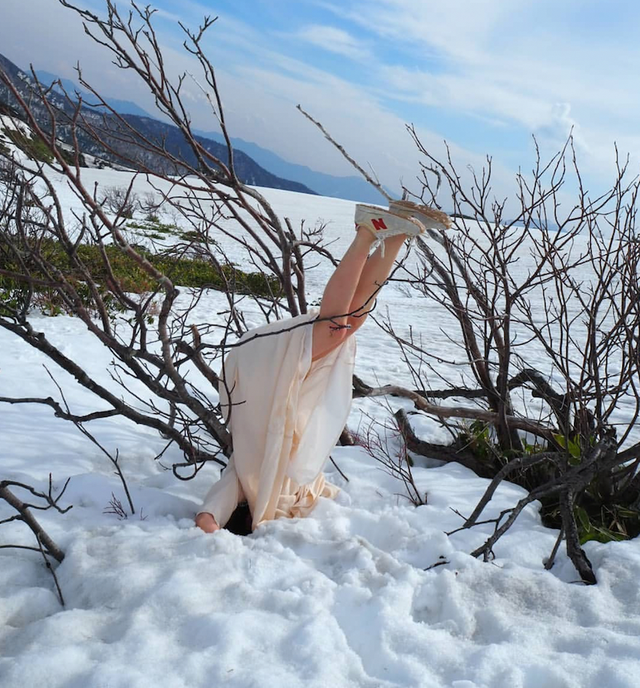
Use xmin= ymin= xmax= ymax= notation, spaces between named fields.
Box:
xmin=195 ymin=200 xmax=451 ymax=534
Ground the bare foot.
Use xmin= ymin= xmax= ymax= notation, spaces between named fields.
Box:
xmin=195 ymin=512 xmax=220 ymax=533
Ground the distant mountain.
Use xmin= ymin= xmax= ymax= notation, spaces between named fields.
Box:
xmin=32 ymin=67 xmax=392 ymax=203
xmin=117 ymin=114 xmax=317 ymax=193
xmin=2 ymin=53 xmax=395 ymax=203
xmin=195 ymin=129 xmax=397 ymax=204
xmin=0 ymin=53 xmax=314 ymax=195
xmin=35 ymin=70 xmax=153 ymax=119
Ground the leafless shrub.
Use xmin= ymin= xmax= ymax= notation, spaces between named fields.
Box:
xmin=99 ymin=185 xmax=139 ymax=219
xmin=0 ymin=0 xmax=343 ymax=490
xmin=382 ymin=137 xmax=639 ymax=583
xmin=355 ymin=411 xmax=427 ymax=507
xmin=313 ymin=106 xmax=640 ymax=581
xmin=139 ymin=190 xmax=163 ymax=220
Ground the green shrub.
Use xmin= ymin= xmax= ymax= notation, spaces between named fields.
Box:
xmin=57 ymin=146 xmax=86 ymax=167
xmin=2 ymin=128 xmax=54 ymax=164
xmin=178 ymin=230 xmax=198 ymax=241
xmin=0 ymin=236 xmax=281 ymax=318
xmin=126 ymin=220 xmax=180 ymax=237
xmin=453 ymin=422 xmax=640 ymax=545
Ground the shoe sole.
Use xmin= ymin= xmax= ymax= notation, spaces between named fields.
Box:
xmin=390 ymin=200 xmax=452 ymax=230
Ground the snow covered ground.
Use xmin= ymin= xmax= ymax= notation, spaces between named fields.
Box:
xmin=1 ymin=167 xmax=640 ymax=687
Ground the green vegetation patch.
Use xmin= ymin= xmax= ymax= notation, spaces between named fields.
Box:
xmin=454 ymin=420 xmax=640 ymax=545
xmin=2 ymin=128 xmax=54 ymax=164
xmin=124 ymin=221 xmax=218 ymax=246
xmin=125 ymin=220 xmax=183 ymax=241
xmin=0 ymin=236 xmax=280 ymax=316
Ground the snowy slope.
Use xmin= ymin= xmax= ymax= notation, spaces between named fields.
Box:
xmin=1 ymin=168 xmax=640 ymax=688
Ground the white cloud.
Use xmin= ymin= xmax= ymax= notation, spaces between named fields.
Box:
xmin=0 ymin=0 xmax=106 ymax=78
xmin=534 ymin=103 xmax=586 ymax=152
xmin=2 ymin=0 xmax=636 ymax=206
xmin=319 ymin=0 xmax=640 ymax=168
xmin=295 ymin=24 xmax=371 ymax=61
xmin=318 ymin=0 xmax=505 ymax=67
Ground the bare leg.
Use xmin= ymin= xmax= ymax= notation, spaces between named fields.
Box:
xmin=346 ymin=233 xmax=407 ymax=333
xmin=312 ymin=231 xmax=409 ymax=360
xmin=312 ymin=229 xmax=376 ymax=360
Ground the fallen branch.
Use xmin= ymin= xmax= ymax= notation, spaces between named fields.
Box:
xmin=394 ymin=408 xmax=490 ymax=477
xmin=354 ymin=378 xmax=554 ymax=442
xmin=0 ymin=478 xmax=70 ymax=563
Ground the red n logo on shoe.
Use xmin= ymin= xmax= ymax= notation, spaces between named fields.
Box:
xmin=372 ymin=217 xmax=387 ymax=231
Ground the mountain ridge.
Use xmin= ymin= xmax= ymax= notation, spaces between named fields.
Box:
xmin=194 ymin=128 xmax=396 ymax=204
xmin=34 ymin=70 xmax=154 ymax=120
xmin=0 ymin=52 xmax=392 ymax=203
xmin=0 ymin=53 xmax=315 ymax=196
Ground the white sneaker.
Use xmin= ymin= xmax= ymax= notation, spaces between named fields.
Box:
xmin=389 ymin=199 xmax=452 ymax=231
xmin=355 ymin=204 xmax=425 ymax=242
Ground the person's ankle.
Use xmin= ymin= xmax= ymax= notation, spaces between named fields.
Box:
xmin=355 ymin=224 xmax=377 ymax=245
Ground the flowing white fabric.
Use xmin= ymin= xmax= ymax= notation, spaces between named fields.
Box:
xmin=199 ymin=308 xmax=356 ymax=530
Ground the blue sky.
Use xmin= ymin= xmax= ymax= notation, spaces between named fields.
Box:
xmin=2 ymin=0 xmax=639 ymax=203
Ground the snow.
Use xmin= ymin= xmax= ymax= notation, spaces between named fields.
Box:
xmin=1 ymin=166 xmax=640 ymax=687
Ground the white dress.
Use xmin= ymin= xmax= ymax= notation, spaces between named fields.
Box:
xmin=198 ymin=309 xmax=356 ymax=530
